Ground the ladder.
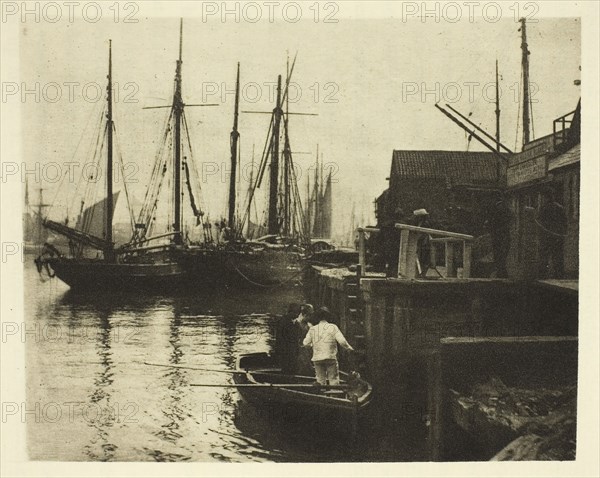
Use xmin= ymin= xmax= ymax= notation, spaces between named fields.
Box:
xmin=343 ymin=277 xmax=368 ymax=374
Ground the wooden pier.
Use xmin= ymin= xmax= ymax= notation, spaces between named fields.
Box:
xmin=305 ymin=223 xmax=579 ymax=460
xmin=358 ymin=223 xmax=474 ymax=279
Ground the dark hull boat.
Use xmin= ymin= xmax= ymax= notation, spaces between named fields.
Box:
xmin=173 ymin=55 xmax=338 ymax=289
xmin=233 ymin=352 xmax=372 ymax=432
xmin=38 ymin=29 xmax=335 ymax=292
xmin=179 ymin=245 xmax=304 ymax=288
xmin=190 ymin=58 xmax=321 ymax=290
xmin=37 ymin=22 xmax=220 ymax=293
xmin=223 ymin=248 xmax=303 ymax=287
xmin=46 ymin=257 xmax=188 ymax=292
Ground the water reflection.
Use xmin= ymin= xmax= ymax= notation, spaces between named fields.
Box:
xmin=157 ymin=309 xmax=185 ymax=441
xmin=84 ymin=307 xmax=117 ymax=461
xmin=25 ymin=262 xmax=424 ymax=462
xmin=58 ymin=285 xmax=304 ymax=317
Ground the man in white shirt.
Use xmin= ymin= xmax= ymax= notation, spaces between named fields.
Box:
xmin=302 ymin=307 xmax=354 ymax=385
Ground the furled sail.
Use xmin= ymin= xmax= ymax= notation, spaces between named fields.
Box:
xmin=312 ymin=171 xmax=332 ymax=239
xmin=321 ymin=172 xmax=332 ymax=239
xmin=23 ymin=210 xmax=36 ymax=242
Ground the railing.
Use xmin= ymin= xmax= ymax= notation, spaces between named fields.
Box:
xmin=552 ymin=109 xmax=576 ymax=150
xmin=357 ymin=226 xmax=379 ymax=277
xmin=357 ymin=224 xmax=474 ymax=279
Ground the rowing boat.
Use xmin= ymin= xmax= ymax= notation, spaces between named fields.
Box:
xmin=233 ymin=352 xmax=373 ymax=433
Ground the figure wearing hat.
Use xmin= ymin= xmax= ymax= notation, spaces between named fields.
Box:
xmin=381 ymin=207 xmax=406 ymax=277
xmin=411 ymin=208 xmax=433 ymax=278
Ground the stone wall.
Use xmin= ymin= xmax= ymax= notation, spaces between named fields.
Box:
xmin=361 ymin=279 xmax=542 ymax=371
xmin=305 ymin=268 xmax=579 ymax=461
xmin=430 ymin=337 xmax=578 ymax=460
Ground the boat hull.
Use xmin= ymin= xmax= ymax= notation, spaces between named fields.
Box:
xmin=44 ymin=245 xmax=306 ymax=292
xmin=179 ymin=247 xmax=304 ymax=288
xmin=46 ymin=258 xmax=190 ymax=292
xmin=223 ymin=249 xmax=303 ymax=287
xmin=233 ymin=352 xmax=372 ymax=432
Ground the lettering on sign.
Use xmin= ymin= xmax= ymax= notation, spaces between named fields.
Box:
xmin=507 ymin=156 xmax=547 ymax=187
xmin=516 ymin=142 xmax=551 ymax=162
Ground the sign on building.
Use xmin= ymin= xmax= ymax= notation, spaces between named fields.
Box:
xmin=507 ymin=155 xmax=547 ymax=187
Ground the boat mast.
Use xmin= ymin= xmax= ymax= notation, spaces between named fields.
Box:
xmin=349 ymin=202 xmax=356 ymax=247
xmin=520 ymin=17 xmax=530 ymax=148
xmin=173 ymin=19 xmax=184 ymax=245
xmin=313 ymin=145 xmax=319 ymax=237
xmin=283 ymin=142 xmax=290 ymax=236
xmin=36 ymin=186 xmax=46 ymax=244
xmin=25 ymin=178 xmax=30 ymax=211
xmin=267 ymin=75 xmax=283 ymax=235
xmin=283 ymin=56 xmax=292 ymax=237
xmin=306 ymin=174 xmax=311 ymax=237
xmin=25 ymin=179 xmax=32 ymax=240
xmin=105 ymin=39 xmax=115 ymax=262
xmin=495 ymin=59 xmax=501 ymax=152
xmin=228 ymin=62 xmax=240 ymax=231
xmin=320 ymin=153 xmax=324 ymax=196
xmin=321 ymin=171 xmax=327 ymax=239
xmin=246 ymin=144 xmax=255 ymax=238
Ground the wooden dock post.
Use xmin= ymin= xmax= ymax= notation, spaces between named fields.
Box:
xmin=446 ymin=242 xmax=456 ymax=278
xmin=358 ymin=228 xmax=366 ymax=275
xmin=396 ymin=224 xmax=474 ymax=279
xmin=355 ymin=224 xmax=473 ymax=280
xmin=401 ymin=230 xmax=419 ymax=279
xmin=430 ymin=243 xmax=437 ymax=269
xmin=428 ymin=351 xmax=443 ymax=460
xmin=463 ymin=242 xmax=472 ymax=278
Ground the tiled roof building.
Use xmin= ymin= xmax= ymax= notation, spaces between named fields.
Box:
xmin=391 ymin=150 xmax=502 ymax=186
xmin=377 ymin=150 xmax=503 ymax=235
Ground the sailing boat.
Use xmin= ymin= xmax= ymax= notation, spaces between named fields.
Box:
xmin=36 ymin=34 xmax=194 ymax=292
xmin=181 ymin=59 xmax=310 ymax=288
xmin=308 ymin=148 xmax=333 ymax=242
xmin=23 ymin=180 xmax=51 ymax=254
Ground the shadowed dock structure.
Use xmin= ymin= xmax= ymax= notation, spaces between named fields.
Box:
xmin=305 ymin=222 xmax=578 ymax=461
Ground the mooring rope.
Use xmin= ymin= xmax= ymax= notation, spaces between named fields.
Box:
xmin=232 ymin=264 xmax=304 ymax=289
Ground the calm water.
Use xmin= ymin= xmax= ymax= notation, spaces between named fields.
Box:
xmin=24 ymin=259 xmax=425 ymax=462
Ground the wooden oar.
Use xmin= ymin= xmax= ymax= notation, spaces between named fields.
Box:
xmin=143 ymin=361 xmax=241 ymax=374
xmin=142 ymin=361 xmax=316 ymax=380
xmin=190 ymin=383 xmax=350 ymax=389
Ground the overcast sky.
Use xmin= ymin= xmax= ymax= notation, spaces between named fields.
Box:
xmin=16 ymin=4 xmax=581 ymax=241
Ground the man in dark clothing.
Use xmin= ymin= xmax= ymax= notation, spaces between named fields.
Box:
xmin=382 ymin=207 xmax=405 ymax=277
xmin=293 ymin=304 xmax=314 ymax=376
xmin=382 ymin=220 xmax=401 ymax=277
xmin=274 ymin=303 xmax=303 ymax=375
xmin=410 ymin=209 xmax=433 ymax=277
xmin=368 ymin=229 xmax=387 ymax=272
xmin=487 ymin=193 xmax=513 ymax=278
xmin=536 ymin=188 xmax=568 ymax=279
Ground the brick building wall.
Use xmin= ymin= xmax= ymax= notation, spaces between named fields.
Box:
xmin=377 ymin=150 xmax=502 ymax=235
